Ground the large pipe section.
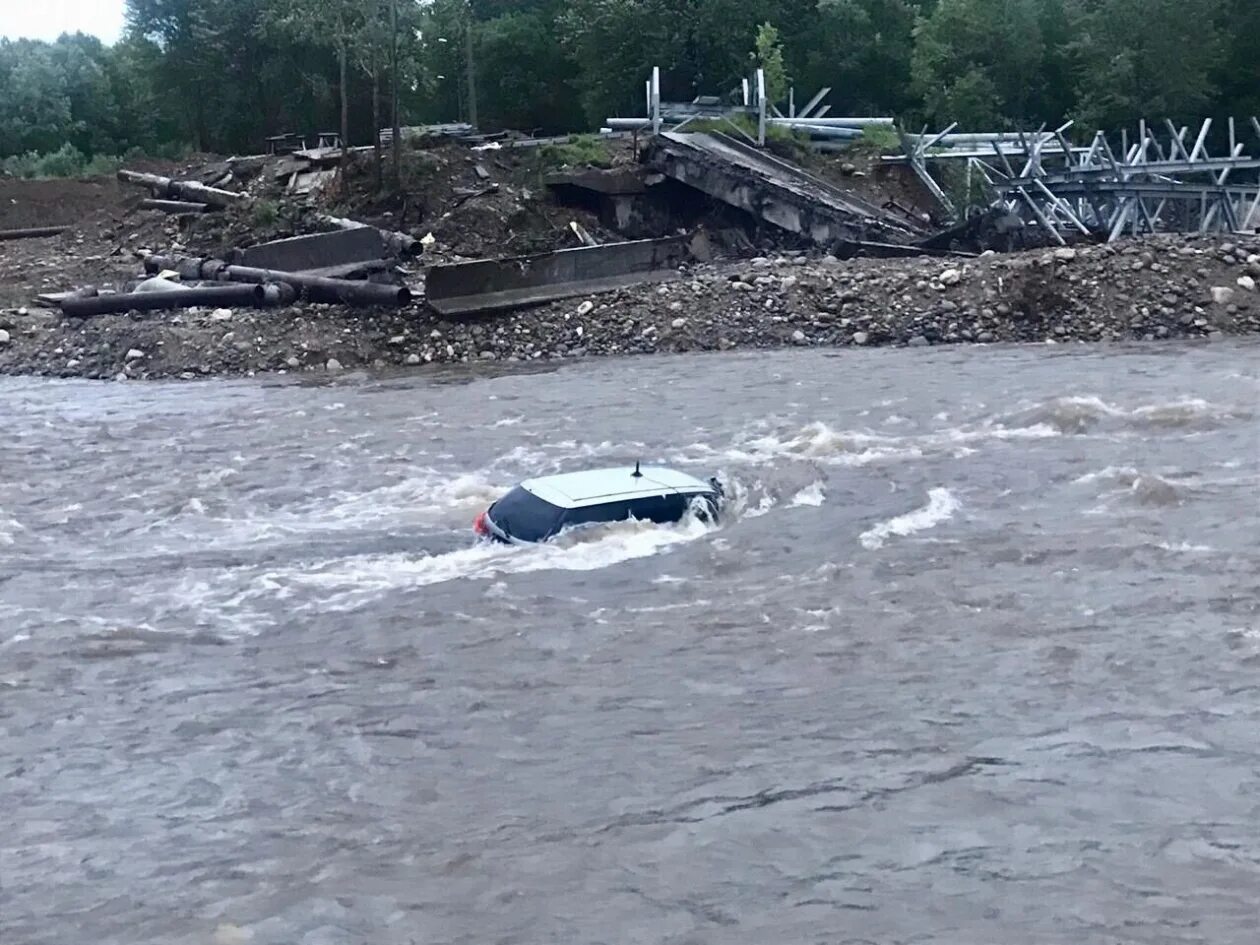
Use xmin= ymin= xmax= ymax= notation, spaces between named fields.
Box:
xmin=145 ymin=255 xmax=413 ymax=307
xmin=0 ymin=226 xmax=69 ymax=241
xmin=61 ymin=283 xmax=274 ymax=317
xmin=117 ymin=169 xmax=247 ymax=208
xmin=139 ymin=199 xmax=209 ymax=214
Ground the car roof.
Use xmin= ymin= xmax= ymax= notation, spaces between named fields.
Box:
xmin=521 ymin=466 xmax=712 ymax=509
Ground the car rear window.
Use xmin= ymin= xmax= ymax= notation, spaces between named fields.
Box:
xmin=488 ymin=486 xmax=566 ymax=542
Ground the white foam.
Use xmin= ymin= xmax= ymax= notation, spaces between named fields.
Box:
xmin=1155 ymin=541 xmax=1214 ymax=554
xmin=0 ymin=511 xmax=23 ymax=546
xmin=1075 ymin=466 xmax=1141 ymax=485
xmin=259 ymin=514 xmax=718 ymax=610
xmin=860 ymin=488 xmax=961 ymax=550
xmin=789 ymin=482 xmax=826 ymax=507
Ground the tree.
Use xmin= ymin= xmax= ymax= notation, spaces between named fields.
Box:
xmin=476 ymin=10 xmax=582 ymax=132
xmin=911 ymin=0 xmax=1066 ymax=128
xmin=1067 ymin=0 xmax=1226 ymax=129
xmin=805 ymin=0 xmax=920 ymax=116
xmin=750 ymin=22 xmax=789 ymax=104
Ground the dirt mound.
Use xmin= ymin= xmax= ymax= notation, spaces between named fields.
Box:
xmin=0 ymin=178 xmax=127 ymax=230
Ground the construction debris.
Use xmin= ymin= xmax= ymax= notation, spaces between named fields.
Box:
xmin=425 ymin=237 xmax=688 ymax=317
xmin=0 ymin=226 xmax=69 ymax=242
xmin=228 ymin=228 xmax=389 ymax=272
xmin=646 ymin=131 xmax=927 ymax=248
xmin=61 ymin=283 xmax=289 ymax=318
xmin=116 ymin=170 xmax=247 ymax=209
xmin=139 ymin=199 xmax=209 ymax=215
xmin=145 ymin=256 xmax=413 ymax=307
xmin=888 ymin=117 xmax=1260 ymax=244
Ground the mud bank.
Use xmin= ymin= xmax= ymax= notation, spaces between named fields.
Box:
xmin=1 ymin=233 xmax=1257 ymax=380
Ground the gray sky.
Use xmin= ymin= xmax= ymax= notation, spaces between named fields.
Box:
xmin=0 ymin=0 xmax=125 ymax=43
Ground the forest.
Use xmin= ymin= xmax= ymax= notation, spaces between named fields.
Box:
xmin=1 ymin=0 xmax=1257 ymax=174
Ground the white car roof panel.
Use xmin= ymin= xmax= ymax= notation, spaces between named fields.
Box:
xmin=522 ymin=466 xmax=711 ymax=509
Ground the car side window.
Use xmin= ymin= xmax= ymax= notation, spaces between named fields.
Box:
xmin=627 ymin=493 xmax=690 ymax=524
xmin=561 ymin=500 xmax=637 ymax=530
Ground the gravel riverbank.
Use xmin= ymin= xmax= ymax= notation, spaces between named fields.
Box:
xmin=1 ymin=233 xmax=1258 ymax=380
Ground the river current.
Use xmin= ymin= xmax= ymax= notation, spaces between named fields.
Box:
xmin=2 ymin=342 xmax=1258 ymax=944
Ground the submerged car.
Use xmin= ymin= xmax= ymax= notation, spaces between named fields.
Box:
xmin=475 ymin=464 xmax=724 ymax=544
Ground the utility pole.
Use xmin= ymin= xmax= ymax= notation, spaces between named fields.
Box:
xmin=465 ymin=8 xmax=478 ymax=129
xmin=390 ymin=0 xmax=401 ymax=188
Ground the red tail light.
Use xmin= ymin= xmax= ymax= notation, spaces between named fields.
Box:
xmin=474 ymin=510 xmax=489 ymax=537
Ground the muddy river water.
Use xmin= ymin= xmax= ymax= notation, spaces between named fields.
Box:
xmin=2 ymin=342 xmax=1259 ymax=944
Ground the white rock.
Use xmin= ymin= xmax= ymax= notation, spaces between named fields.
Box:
xmin=125 ymin=348 xmax=145 ymax=361
xmin=210 ymin=308 xmax=233 ymax=321
xmin=852 ymin=331 xmax=870 ymax=345
xmin=405 ymin=353 xmax=421 ymax=365
xmin=671 ymin=317 xmax=687 ymax=329
xmin=575 ymin=325 xmax=584 ymax=338
xmin=388 ymin=335 xmax=407 ymax=346
xmin=1053 ymin=247 xmax=1077 ymax=262
xmin=576 ymin=301 xmax=595 ymax=317
xmin=430 ymin=329 xmax=443 ymax=340
xmin=938 ymin=268 xmax=962 ymax=286
xmin=285 ymin=356 xmax=300 ymax=369
xmin=0 ymin=329 xmax=9 ymax=345
xmin=1237 ymin=275 xmax=1256 ymax=292
xmin=17 ymin=307 xmax=28 ymax=316
xmin=326 ymin=358 xmax=343 ymax=371
xmin=1211 ymin=286 xmax=1236 ymax=305
xmin=791 ymin=329 xmax=807 ymax=344
xmin=66 ymin=358 xmax=80 ymax=369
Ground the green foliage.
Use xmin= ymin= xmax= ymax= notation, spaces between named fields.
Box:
xmin=1068 ymin=0 xmax=1226 ymax=129
xmin=686 ymin=113 xmax=805 ymax=147
xmin=540 ymin=134 xmax=613 ymax=169
xmin=750 ymin=22 xmax=789 ymax=104
xmin=0 ymin=0 xmax=1252 ymax=165
xmin=911 ymin=0 xmax=1067 ymax=128
xmin=858 ymin=124 xmax=901 ymax=152
xmin=1 ymin=144 xmax=124 ymax=179
xmin=251 ymin=199 xmax=280 ymax=228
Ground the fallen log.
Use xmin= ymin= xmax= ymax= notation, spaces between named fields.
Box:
xmin=0 ymin=226 xmax=69 ymax=241
xmin=145 ymin=255 xmax=413 ymax=307
xmin=139 ymin=199 xmax=209 ymax=215
xmin=117 ymin=170 xmax=246 ymax=209
xmin=61 ymin=283 xmax=282 ymax=318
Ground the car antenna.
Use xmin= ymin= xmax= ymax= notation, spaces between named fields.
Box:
xmin=632 ymin=461 xmax=643 ymax=478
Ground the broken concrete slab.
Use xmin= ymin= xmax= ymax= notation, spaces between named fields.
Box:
xmin=230 ymin=228 xmax=388 ymax=272
xmin=425 ymin=237 xmax=688 ymax=317
xmin=645 ymin=131 xmax=927 ymax=247
xmin=545 ymin=167 xmax=649 ymax=196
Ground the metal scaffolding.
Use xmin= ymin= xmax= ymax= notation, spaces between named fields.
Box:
xmin=897 ymin=118 xmax=1260 ymax=244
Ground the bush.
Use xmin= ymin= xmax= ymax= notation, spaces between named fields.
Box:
xmin=686 ymin=114 xmax=806 ymax=147
xmin=540 ymin=134 xmax=613 ymax=169
xmin=251 ymin=199 xmax=279 ymax=228
xmin=858 ymin=124 xmax=901 ymax=153
xmin=1 ymin=143 xmax=123 ymax=179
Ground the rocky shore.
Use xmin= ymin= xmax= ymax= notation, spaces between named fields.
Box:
xmin=1 ymin=233 xmax=1258 ymax=381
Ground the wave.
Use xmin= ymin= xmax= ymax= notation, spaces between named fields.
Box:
xmin=1075 ymin=466 xmax=1186 ymax=506
xmin=788 ymin=482 xmax=826 ymax=507
xmin=256 ymin=512 xmax=720 ymax=611
xmin=860 ymin=488 xmax=961 ymax=550
xmin=1002 ymin=395 xmax=1250 ymax=435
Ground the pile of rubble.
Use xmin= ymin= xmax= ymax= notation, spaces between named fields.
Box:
xmin=1 ymin=232 xmax=1255 ymax=381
